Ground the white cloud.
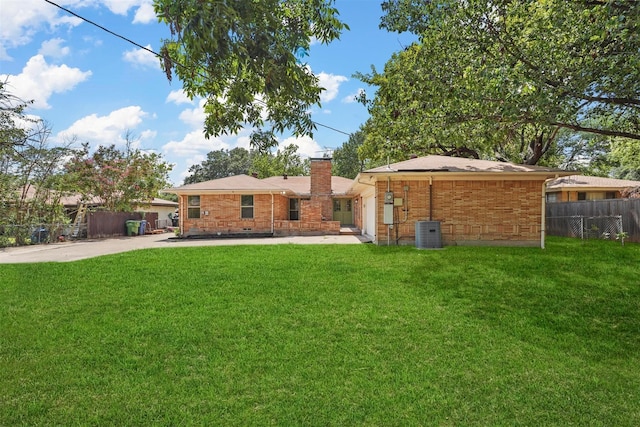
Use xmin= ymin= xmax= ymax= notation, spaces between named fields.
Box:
xmin=166 ymin=89 xmax=194 ymax=105
xmin=280 ymin=135 xmax=324 ymax=158
xmin=133 ymin=1 xmax=157 ymax=24
xmin=100 ymin=0 xmax=146 ymax=16
xmin=123 ymin=45 xmax=160 ymax=69
xmin=162 ymin=130 xmax=229 ymax=158
xmin=38 ymin=38 xmax=70 ymax=59
xmin=1 ymin=55 xmax=91 ymax=109
xmin=140 ymin=129 xmax=157 ymax=141
xmin=178 ymin=99 xmax=207 ymax=128
xmin=0 ymin=0 xmax=82 ymax=60
xmin=317 ymin=72 xmax=348 ymax=103
xmin=57 ymin=106 xmax=150 ymax=148
xmin=342 ymin=88 xmax=365 ymax=104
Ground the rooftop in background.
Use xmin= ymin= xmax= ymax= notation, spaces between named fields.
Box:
xmin=547 ymin=175 xmax=640 ymax=191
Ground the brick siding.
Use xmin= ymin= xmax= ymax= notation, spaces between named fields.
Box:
xmin=180 ymin=158 xmax=342 ymax=237
xmin=375 ymin=179 xmax=544 ymax=245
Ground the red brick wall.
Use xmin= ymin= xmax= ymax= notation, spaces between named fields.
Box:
xmin=375 ymin=179 xmax=545 ymax=245
xmin=182 ymin=194 xmax=278 ymax=236
xmin=310 ymin=158 xmax=333 ymax=220
xmin=181 ymin=193 xmax=340 ymax=237
xmin=179 ymin=158 xmax=342 ymax=237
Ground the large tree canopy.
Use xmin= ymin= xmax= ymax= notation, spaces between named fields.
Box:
xmin=65 ymin=140 xmax=172 ymax=212
xmin=154 ymin=0 xmax=348 ymax=145
xmin=332 ymin=129 xmax=368 ymax=179
xmin=358 ymin=0 xmax=640 ymax=165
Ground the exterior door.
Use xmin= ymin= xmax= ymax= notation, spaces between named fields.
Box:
xmin=332 ymin=198 xmax=353 ymax=225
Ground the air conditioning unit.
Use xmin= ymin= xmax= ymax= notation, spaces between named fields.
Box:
xmin=415 ymin=221 xmax=442 ymax=249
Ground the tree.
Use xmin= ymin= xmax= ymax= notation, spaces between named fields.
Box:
xmin=1 ymin=82 xmax=75 ymax=244
xmin=358 ymin=0 xmax=640 ymax=165
xmin=0 ymin=80 xmax=31 ymax=151
xmin=332 ymin=129 xmax=368 ymax=179
xmin=184 ymin=144 xmax=309 ymax=184
xmin=154 ymin=0 xmax=348 ymax=150
xmin=65 ymin=137 xmax=172 ymax=212
xmin=252 ymin=144 xmax=308 ymax=178
xmin=183 ymin=147 xmax=254 ymax=184
xmin=0 ymin=118 xmax=74 ymax=244
xmin=610 ymin=138 xmax=640 ymax=180
xmin=548 ymin=130 xmax=614 ymax=176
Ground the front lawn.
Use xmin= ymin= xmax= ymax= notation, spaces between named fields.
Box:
xmin=1 ymin=237 xmax=639 ymax=425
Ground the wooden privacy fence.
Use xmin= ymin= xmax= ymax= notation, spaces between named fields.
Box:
xmin=546 ymin=199 xmax=640 ymax=243
xmin=87 ymin=211 xmax=158 ymax=239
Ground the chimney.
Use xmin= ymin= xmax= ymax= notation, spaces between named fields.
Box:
xmin=310 ymin=158 xmax=332 ymax=195
xmin=283 ymin=173 xmax=288 ymax=180
xmin=310 ymin=157 xmax=333 ymax=220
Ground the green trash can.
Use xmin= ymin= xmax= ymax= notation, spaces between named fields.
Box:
xmin=126 ymin=220 xmax=139 ymax=236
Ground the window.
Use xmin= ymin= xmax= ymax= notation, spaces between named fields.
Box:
xmin=577 ymin=192 xmax=587 ymax=201
xmin=241 ymin=195 xmax=254 ymax=219
xmin=606 ymin=191 xmax=617 ymax=199
xmin=187 ymin=195 xmax=200 ymax=218
xmin=289 ymin=198 xmax=299 ymax=220
xmin=546 ymin=193 xmax=558 ymax=203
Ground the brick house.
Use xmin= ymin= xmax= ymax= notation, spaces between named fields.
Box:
xmin=545 ymin=175 xmax=640 ymax=202
xmin=349 ymin=156 xmax=573 ymax=247
xmin=166 ymin=155 xmax=573 ymax=247
xmin=166 ymin=158 xmax=353 ymax=237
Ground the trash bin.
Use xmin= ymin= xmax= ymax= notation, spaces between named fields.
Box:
xmin=139 ymin=220 xmax=147 ymax=235
xmin=126 ymin=220 xmax=139 ymax=236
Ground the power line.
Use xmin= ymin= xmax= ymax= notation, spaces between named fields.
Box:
xmin=42 ymin=0 xmax=354 ymax=140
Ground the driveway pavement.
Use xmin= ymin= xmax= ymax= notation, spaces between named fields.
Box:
xmin=0 ymin=232 xmax=369 ymax=263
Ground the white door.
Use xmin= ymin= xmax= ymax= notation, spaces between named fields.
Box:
xmin=364 ymin=193 xmax=376 ymax=241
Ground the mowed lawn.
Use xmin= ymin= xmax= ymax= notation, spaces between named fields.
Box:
xmin=1 ymin=237 xmax=639 ymax=425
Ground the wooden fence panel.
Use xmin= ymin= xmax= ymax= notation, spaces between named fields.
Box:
xmin=87 ymin=211 xmax=158 ymax=239
xmin=546 ymin=199 xmax=640 ymax=242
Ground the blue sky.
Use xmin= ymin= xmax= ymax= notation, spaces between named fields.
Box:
xmin=0 ymin=0 xmax=415 ymax=185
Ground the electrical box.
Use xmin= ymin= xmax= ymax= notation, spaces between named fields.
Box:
xmin=394 ymin=197 xmax=403 ymax=207
xmin=384 ymin=192 xmax=394 ymax=204
xmin=383 ymin=204 xmax=394 ymax=224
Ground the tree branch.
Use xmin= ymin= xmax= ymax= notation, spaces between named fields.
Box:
xmin=551 ymin=122 xmax=640 ymax=140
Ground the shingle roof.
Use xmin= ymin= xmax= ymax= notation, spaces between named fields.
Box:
xmin=261 ymin=175 xmax=354 ymax=196
xmin=364 ymin=155 xmax=566 ymax=174
xmin=165 ymin=174 xmax=286 ymax=193
xmin=547 ymin=175 xmax=640 ymax=190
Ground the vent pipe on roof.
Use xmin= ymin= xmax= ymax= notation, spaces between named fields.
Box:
xmin=283 ymin=173 xmax=288 ymax=180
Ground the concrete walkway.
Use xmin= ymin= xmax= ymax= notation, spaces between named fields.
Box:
xmin=0 ymin=232 xmax=369 ymax=263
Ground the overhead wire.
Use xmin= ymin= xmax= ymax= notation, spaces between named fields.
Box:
xmin=42 ymin=0 xmax=354 ymax=139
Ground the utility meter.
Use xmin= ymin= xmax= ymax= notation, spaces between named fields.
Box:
xmin=383 ymin=191 xmax=394 ymax=224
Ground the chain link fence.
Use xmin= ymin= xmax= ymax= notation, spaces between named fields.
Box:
xmin=546 ymin=215 xmax=623 ymax=240
xmin=0 ymin=223 xmax=73 ymax=248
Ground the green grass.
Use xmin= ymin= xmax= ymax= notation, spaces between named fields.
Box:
xmin=1 ymin=237 xmax=639 ymax=425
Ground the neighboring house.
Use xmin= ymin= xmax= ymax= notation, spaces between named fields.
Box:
xmin=167 ymin=155 xmax=573 ymax=247
xmin=165 ymin=158 xmax=353 ymax=237
xmin=134 ymin=198 xmax=179 ymax=228
xmin=546 ymin=175 xmax=640 ymax=202
xmin=351 ymin=156 xmax=574 ymax=247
